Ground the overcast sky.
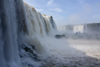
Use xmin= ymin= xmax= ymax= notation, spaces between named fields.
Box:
xmin=23 ymin=0 xmax=100 ymax=25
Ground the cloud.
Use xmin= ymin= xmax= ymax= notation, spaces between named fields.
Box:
xmin=36 ymin=9 xmax=44 ymax=12
xmin=47 ymin=0 xmax=54 ymax=6
xmin=50 ymin=8 xmax=63 ymax=12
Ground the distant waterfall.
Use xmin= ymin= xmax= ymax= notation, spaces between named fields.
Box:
xmin=0 ymin=0 xmax=57 ymax=67
xmin=73 ymin=25 xmax=84 ymax=33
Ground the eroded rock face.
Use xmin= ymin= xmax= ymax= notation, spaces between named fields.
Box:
xmin=19 ymin=43 xmax=45 ymax=67
xmin=19 ymin=43 xmax=40 ymax=61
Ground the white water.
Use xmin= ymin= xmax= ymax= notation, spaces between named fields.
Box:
xmin=24 ymin=3 xmax=58 ymax=53
xmin=73 ymin=25 xmax=84 ymax=33
xmin=0 ymin=0 xmax=57 ymax=67
xmin=24 ymin=2 xmax=57 ymax=37
xmin=0 ymin=0 xmax=100 ymax=67
xmin=23 ymin=2 xmax=100 ymax=67
xmin=39 ymin=38 xmax=100 ymax=67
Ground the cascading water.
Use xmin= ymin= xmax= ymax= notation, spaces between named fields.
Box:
xmin=1 ymin=0 xmax=100 ymax=67
xmin=24 ymin=2 xmax=57 ymax=53
xmin=0 ymin=0 xmax=57 ymax=67
xmin=43 ymin=15 xmax=57 ymax=36
xmin=0 ymin=0 xmax=27 ymax=67
xmin=73 ymin=25 xmax=84 ymax=33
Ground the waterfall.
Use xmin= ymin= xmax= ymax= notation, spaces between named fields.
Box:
xmin=24 ymin=2 xmax=57 ymax=53
xmin=0 ymin=0 xmax=27 ymax=67
xmin=73 ymin=25 xmax=84 ymax=33
xmin=0 ymin=0 xmax=57 ymax=67
xmin=43 ymin=15 xmax=57 ymax=36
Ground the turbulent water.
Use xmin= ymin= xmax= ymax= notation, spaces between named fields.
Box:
xmin=0 ymin=0 xmax=100 ymax=67
xmin=0 ymin=0 xmax=57 ymax=67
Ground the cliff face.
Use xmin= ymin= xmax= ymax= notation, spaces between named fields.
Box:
xmin=0 ymin=0 xmax=57 ymax=67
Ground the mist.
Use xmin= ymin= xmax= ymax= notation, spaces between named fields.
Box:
xmin=0 ymin=0 xmax=100 ymax=67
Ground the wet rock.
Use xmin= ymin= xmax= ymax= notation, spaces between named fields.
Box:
xmin=28 ymin=64 xmax=34 ymax=67
xmin=55 ymin=34 xmax=65 ymax=38
xmin=19 ymin=43 xmax=40 ymax=61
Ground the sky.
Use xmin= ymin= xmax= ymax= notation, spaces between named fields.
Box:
xmin=23 ymin=0 xmax=100 ymax=25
